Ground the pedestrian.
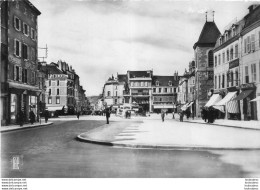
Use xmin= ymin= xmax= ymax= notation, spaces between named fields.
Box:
xmin=29 ymin=110 xmax=35 ymax=124
xmin=172 ymin=111 xmax=175 ymax=119
xmin=179 ymin=111 xmax=184 ymax=122
xmin=77 ymin=111 xmax=80 ymax=120
xmin=19 ymin=110 xmax=25 ymax=126
xmin=44 ymin=109 xmax=49 ymax=123
xmin=161 ymin=110 xmax=165 ymax=122
xmin=105 ymin=108 xmax=110 ymax=124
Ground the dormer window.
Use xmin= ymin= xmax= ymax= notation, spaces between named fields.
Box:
xmin=156 ymin=81 xmax=159 ymax=86
xmin=225 ymin=32 xmax=228 ymax=41
xmin=232 ymin=27 xmax=236 ymax=37
xmin=219 ymin=37 xmax=222 ymax=45
xmin=168 ymin=81 xmax=172 ymax=86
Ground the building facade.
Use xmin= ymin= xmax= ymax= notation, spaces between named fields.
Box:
xmin=1 ymin=0 xmax=41 ymax=125
xmin=193 ymin=20 xmax=220 ymax=117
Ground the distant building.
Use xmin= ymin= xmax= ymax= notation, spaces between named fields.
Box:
xmin=193 ymin=20 xmax=220 ymax=117
xmin=151 ymin=74 xmax=178 ymax=113
xmin=1 ymin=0 xmax=41 ymax=125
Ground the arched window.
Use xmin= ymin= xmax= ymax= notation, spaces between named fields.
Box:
xmin=208 ymin=50 xmax=213 ymax=67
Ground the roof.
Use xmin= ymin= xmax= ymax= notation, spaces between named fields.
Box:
xmin=244 ymin=5 xmax=260 ymax=29
xmin=193 ymin=21 xmax=221 ymax=49
xmin=128 ymin=71 xmax=152 ymax=78
xmin=152 ymin=76 xmax=179 ymax=86
xmin=117 ymin=74 xmax=127 ymax=82
xmin=42 ymin=65 xmax=63 ymax=75
xmin=25 ymin=0 xmax=41 ymax=15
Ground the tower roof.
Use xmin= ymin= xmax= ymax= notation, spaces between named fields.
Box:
xmin=193 ymin=21 xmax=220 ymax=49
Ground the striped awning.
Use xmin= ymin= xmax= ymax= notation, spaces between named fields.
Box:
xmin=205 ymin=94 xmax=222 ymax=107
xmin=214 ymin=92 xmax=237 ymax=106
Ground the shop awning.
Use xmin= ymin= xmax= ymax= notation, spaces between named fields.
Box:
xmin=214 ymin=92 xmax=237 ymax=106
xmin=250 ymin=96 xmax=260 ymax=102
xmin=205 ymin=94 xmax=222 ymax=107
xmin=47 ymin=106 xmax=64 ymax=111
xmin=232 ymin=90 xmax=253 ymax=101
xmin=154 ymin=105 xmax=173 ymax=109
xmin=187 ymin=101 xmax=194 ymax=107
xmin=181 ymin=103 xmax=189 ymax=111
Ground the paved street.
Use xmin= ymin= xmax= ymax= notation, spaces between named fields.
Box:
xmin=1 ymin=115 xmax=260 ymax=178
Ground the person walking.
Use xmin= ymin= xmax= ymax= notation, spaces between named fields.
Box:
xmin=172 ymin=111 xmax=175 ymax=119
xmin=161 ymin=110 xmax=165 ymax=122
xmin=44 ymin=109 xmax=49 ymax=123
xmin=29 ymin=110 xmax=35 ymax=124
xmin=77 ymin=111 xmax=80 ymax=120
xmin=179 ymin=110 xmax=184 ymax=122
xmin=105 ymin=108 xmax=110 ymax=124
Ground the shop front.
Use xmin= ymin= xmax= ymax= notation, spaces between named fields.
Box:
xmin=233 ymin=83 xmax=257 ymax=121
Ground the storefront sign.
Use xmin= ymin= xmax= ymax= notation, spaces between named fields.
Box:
xmin=240 ymin=83 xmax=256 ymax=90
xmin=229 ymin=59 xmax=239 ymax=69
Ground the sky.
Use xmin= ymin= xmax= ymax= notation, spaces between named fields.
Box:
xmin=30 ymin=0 xmax=254 ymax=96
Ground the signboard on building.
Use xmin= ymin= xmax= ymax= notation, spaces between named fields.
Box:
xmin=229 ymin=59 xmax=239 ymax=69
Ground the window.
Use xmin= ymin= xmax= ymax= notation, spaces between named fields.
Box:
xmin=107 ymin=91 xmax=110 ymax=97
xmin=14 ymin=16 xmax=21 ymax=31
xmin=215 ymin=56 xmax=217 ymax=67
xmin=230 ymin=71 xmax=234 ymax=86
xmin=57 ymin=89 xmax=59 ymax=95
xmin=235 ymin=44 xmax=238 ymax=58
xmin=219 ymin=37 xmax=222 ymax=45
xmin=251 ymin=34 xmax=255 ymax=51
xmin=170 ymin=88 xmax=173 ymax=93
xmin=164 ymin=88 xmax=167 ymax=93
xmin=169 ymin=81 xmax=172 ymax=86
xmin=57 ymin=80 xmax=59 ymax=86
xmin=232 ymin=27 xmax=236 ymax=37
xmin=230 ymin=46 xmax=233 ymax=60
xmin=145 ymin=82 xmax=148 ymax=86
xmin=208 ymin=50 xmax=213 ymax=67
xmin=235 ymin=69 xmax=239 ymax=86
xmin=22 ymin=68 xmax=27 ymax=83
xmin=222 ymin=74 xmax=225 ymax=88
xmin=225 ymin=32 xmax=228 ymax=41
xmin=49 ymin=80 xmax=51 ymax=86
xmin=56 ymin=97 xmax=60 ymax=104
xmin=23 ymin=22 xmax=29 ymax=36
xmin=218 ymin=75 xmax=221 ymax=89
xmin=159 ymin=88 xmax=161 ymax=93
xmin=215 ymin=76 xmax=217 ymax=89
xmin=153 ymin=88 xmax=156 ymax=93
xmin=227 ymin=49 xmax=229 ymax=61
xmin=15 ymin=66 xmax=19 ymax=81
xmin=14 ymin=39 xmax=21 ymax=57
xmin=174 ymin=88 xmax=176 ymax=93
xmin=31 ymin=28 xmax=36 ymax=40
xmin=218 ymin=54 xmax=221 ymax=65
xmin=222 ymin=52 xmax=225 ymax=64
xmin=22 ymin=44 xmax=28 ymax=60
xmin=247 ymin=36 xmax=251 ymax=53
xmin=208 ymin=71 xmax=213 ymax=80
xmin=226 ymin=73 xmax=229 ymax=87
xmin=245 ymin=66 xmax=249 ymax=83
xmin=115 ymin=91 xmax=117 ymax=97
xmin=48 ymin=97 xmax=52 ymax=104
xmin=156 ymin=81 xmax=159 ymax=86
xmin=251 ymin=63 xmax=256 ymax=82
xmin=49 ymin=89 xmax=51 ymax=96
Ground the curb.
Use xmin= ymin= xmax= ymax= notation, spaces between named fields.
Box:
xmin=77 ymin=132 xmax=260 ymax=151
xmin=0 ymin=122 xmax=53 ymax=133
xmin=182 ymin=120 xmax=260 ymax=131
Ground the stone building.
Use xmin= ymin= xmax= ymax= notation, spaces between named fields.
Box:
xmin=193 ymin=20 xmax=220 ymax=117
xmin=151 ymin=74 xmax=178 ymax=113
xmin=1 ymin=0 xmax=41 ymax=125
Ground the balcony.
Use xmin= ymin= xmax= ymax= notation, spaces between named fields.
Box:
xmin=132 ymin=92 xmax=150 ymax=96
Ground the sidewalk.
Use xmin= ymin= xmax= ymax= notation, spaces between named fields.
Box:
xmin=78 ymin=116 xmax=260 ymax=150
xmin=0 ymin=121 xmax=53 ymax=133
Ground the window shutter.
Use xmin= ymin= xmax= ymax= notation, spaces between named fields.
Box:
xmin=248 ymin=36 xmax=251 ymax=52
xmin=244 ymin=39 xmax=247 ymax=53
xmin=25 ymin=69 xmax=27 ymax=83
xmin=19 ymin=41 xmax=22 ymax=57
xmin=14 ymin=39 xmax=16 ymax=55
xmin=13 ymin=16 xmax=16 ymax=29
xmin=13 ymin=65 xmax=16 ymax=80
xmin=19 ymin=67 xmax=22 ymax=82
xmin=251 ymin=34 xmax=255 ymax=51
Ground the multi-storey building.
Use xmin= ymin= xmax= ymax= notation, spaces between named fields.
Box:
xmin=1 ymin=0 xmax=41 ymax=125
xmin=193 ymin=20 xmax=220 ymax=117
xmin=127 ymin=70 xmax=153 ymax=112
xmin=151 ymin=74 xmax=178 ymax=113
xmin=236 ymin=5 xmax=260 ymax=120
xmin=213 ymin=17 xmax=245 ymax=119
